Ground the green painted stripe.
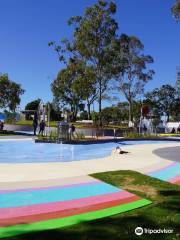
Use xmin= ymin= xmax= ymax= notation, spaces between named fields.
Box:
xmin=0 ymin=199 xmax=151 ymax=238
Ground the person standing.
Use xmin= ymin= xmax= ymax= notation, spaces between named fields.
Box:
xmin=71 ymin=124 xmax=76 ymax=138
xmin=39 ymin=120 xmax=46 ymax=135
xmin=143 ymin=124 xmax=147 ymax=133
xmin=33 ymin=118 xmax=38 ymax=136
xmin=69 ymin=124 xmax=76 ymax=139
xmin=177 ymin=124 xmax=180 ymax=134
xmin=171 ymin=127 xmax=176 ymax=134
xmin=0 ymin=120 xmax=2 ymax=130
xmin=0 ymin=120 xmax=4 ymax=130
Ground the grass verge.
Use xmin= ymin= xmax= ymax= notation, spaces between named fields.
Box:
xmin=7 ymin=120 xmax=129 ymax=129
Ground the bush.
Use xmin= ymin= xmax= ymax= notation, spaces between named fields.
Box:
xmin=101 ymin=107 xmax=122 ymax=125
xmin=123 ymin=132 xmax=159 ymax=139
xmin=91 ymin=111 xmax=99 ymax=125
xmin=49 ymin=129 xmax=58 ymax=140
xmin=4 ymin=111 xmax=17 ymax=123
xmin=75 ymin=132 xmax=85 ymax=139
xmin=79 ymin=111 xmax=88 ymax=120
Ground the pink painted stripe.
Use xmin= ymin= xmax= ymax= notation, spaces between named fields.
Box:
xmin=146 ymin=162 xmax=177 ymax=175
xmin=169 ymin=174 xmax=180 ymax=183
xmin=0 ymin=180 xmax=100 ymax=194
xmin=0 ymin=191 xmax=134 ymax=220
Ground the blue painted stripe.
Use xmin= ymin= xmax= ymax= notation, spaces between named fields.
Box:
xmin=149 ymin=174 xmax=179 ymax=181
xmin=149 ymin=173 xmax=179 ymax=181
xmin=0 ymin=182 xmax=121 ymax=208
xmin=149 ymin=164 xmax=180 ymax=180
xmin=147 ymin=162 xmax=176 ymax=175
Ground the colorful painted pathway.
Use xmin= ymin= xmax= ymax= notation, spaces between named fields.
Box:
xmin=0 ymin=176 xmax=151 ymax=239
xmin=141 ymin=162 xmax=180 ymax=185
xmin=0 ymin=161 xmax=179 ymax=238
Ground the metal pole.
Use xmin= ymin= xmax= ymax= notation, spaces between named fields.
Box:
xmin=139 ymin=107 xmax=142 ymax=134
xmin=48 ymin=103 xmax=50 ymax=136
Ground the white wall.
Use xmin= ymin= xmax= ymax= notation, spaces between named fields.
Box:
xmin=167 ymin=122 xmax=180 ymax=130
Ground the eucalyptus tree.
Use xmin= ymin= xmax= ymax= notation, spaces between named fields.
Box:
xmin=0 ymin=74 xmax=24 ymax=112
xmin=172 ymin=0 xmax=180 ymax=20
xmin=25 ymin=99 xmax=41 ymax=111
xmin=114 ymin=34 xmax=154 ymax=124
xmin=51 ymin=61 xmax=83 ymax=121
xmin=176 ymin=66 xmax=180 ymax=89
xmin=145 ymin=84 xmax=178 ymax=122
xmin=49 ymin=0 xmax=119 ymax=125
xmin=73 ymin=63 xmax=97 ymax=120
xmin=51 ymin=59 xmax=97 ymax=121
xmin=172 ymin=97 xmax=180 ymax=121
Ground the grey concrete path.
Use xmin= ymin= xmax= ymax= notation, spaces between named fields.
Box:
xmin=153 ymin=146 xmax=180 ymax=162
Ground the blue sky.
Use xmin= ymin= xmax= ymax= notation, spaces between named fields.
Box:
xmin=0 ymin=0 xmax=179 ymax=110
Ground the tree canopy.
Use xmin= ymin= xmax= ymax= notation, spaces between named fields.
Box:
xmin=114 ymin=34 xmax=154 ymax=123
xmin=172 ymin=0 xmax=180 ymax=20
xmin=145 ymin=84 xmax=179 ymax=121
xmin=0 ymin=74 xmax=24 ymax=112
xmin=25 ymin=99 xmax=41 ymax=111
xmin=51 ymin=61 xmax=86 ymax=121
xmin=49 ymin=0 xmax=155 ymax=125
xmin=176 ymin=66 xmax=180 ymax=88
xmin=49 ymin=0 xmax=119 ymax=124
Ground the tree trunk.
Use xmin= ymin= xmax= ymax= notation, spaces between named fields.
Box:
xmin=128 ymin=101 xmax=133 ymax=126
xmin=87 ymin=101 xmax=91 ymax=120
xmin=99 ymin=82 xmax=102 ymax=127
xmin=70 ymin=105 xmax=77 ymax=122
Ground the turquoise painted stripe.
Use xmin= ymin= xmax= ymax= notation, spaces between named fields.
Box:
xmin=0 ymin=182 xmax=121 ymax=208
xmin=149 ymin=174 xmax=179 ymax=181
xmin=149 ymin=164 xmax=180 ymax=180
xmin=147 ymin=162 xmax=176 ymax=175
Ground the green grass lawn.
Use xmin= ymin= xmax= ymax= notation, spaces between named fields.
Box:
xmin=0 ymin=135 xmax=14 ymax=136
xmin=0 ymin=134 xmax=13 ymax=136
xmin=159 ymin=133 xmax=180 ymax=137
xmin=8 ymin=120 xmax=129 ymax=129
xmin=3 ymin=170 xmax=180 ymax=240
xmin=0 ymin=131 xmax=16 ymax=136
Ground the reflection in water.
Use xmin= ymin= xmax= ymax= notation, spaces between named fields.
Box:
xmin=71 ymin=145 xmax=74 ymax=160
xmin=59 ymin=141 xmax=64 ymax=160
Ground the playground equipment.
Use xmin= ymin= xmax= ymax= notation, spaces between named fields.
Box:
xmin=139 ymin=105 xmax=154 ymax=134
xmin=57 ymin=121 xmax=69 ymax=141
xmin=37 ymin=101 xmax=51 ymax=135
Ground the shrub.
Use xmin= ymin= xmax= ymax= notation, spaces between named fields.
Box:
xmin=75 ymin=132 xmax=85 ymax=140
xmin=123 ymin=132 xmax=159 ymax=139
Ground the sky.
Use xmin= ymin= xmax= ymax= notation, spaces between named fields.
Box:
xmin=0 ymin=0 xmax=179 ymax=110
